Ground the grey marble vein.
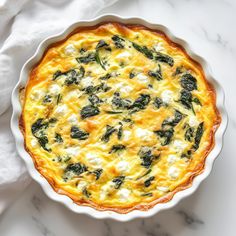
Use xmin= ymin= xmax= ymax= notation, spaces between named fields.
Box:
xmin=104 ymin=220 xmax=114 ymax=236
xmin=177 ymin=210 xmax=204 ymax=229
xmin=139 ymin=219 xmax=171 ymax=236
xmin=200 ymin=27 xmax=233 ymax=52
xmin=31 ymin=195 xmax=42 ymax=212
xmin=32 ymin=216 xmax=56 ymax=236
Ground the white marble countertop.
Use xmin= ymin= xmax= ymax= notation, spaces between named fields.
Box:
xmin=1 ymin=0 xmax=236 ymax=235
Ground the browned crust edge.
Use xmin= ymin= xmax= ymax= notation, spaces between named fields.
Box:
xmin=19 ymin=22 xmax=221 ymax=214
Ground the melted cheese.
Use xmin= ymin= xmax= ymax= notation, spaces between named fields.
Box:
xmin=22 ymin=23 xmax=220 ymax=213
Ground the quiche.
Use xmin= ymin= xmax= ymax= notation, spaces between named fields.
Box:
xmin=20 ymin=23 xmax=220 ymax=213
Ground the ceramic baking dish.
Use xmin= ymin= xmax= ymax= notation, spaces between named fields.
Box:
xmin=11 ymin=14 xmax=227 ymax=221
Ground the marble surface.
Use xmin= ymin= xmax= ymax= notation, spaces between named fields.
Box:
xmin=1 ymin=0 xmax=236 ymax=235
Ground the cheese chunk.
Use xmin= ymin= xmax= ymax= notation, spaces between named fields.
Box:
xmin=168 ymin=167 xmax=180 ymax=179
xmin=117 ymin=188 xmax=130 ymax=201
xmin=64 ymin=44 xmax=77 ymax=55
xmin=136 ymin=73 xmax=149 ymax=84
xmin=86 ymin=153 xmax=102 ymax=167
xmin=117 ymin=161 xmax=130 ymax=173
xmin=161 ymin=90 xmax=173 ymax=104
xmin=189 ymin=116 xmax=199 ymax=127
xmin=135 ymin=128 xmax=153 ymax=141
xmin=49 ymin=84 xmax=61 ymax=95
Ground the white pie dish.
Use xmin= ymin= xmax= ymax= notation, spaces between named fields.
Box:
xmin=11 ymin=14 xmax=227 ymax=221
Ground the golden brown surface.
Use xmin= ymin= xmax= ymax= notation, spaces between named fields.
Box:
xmin=20 ymin=23 xmax=220 ymax=213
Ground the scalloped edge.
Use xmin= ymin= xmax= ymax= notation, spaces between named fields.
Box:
xmin=11 ymin=14 xmax=228 ymax=221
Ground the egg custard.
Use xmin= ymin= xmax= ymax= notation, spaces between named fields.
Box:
xmin=20 ymin=23 xmax=220 ymax=213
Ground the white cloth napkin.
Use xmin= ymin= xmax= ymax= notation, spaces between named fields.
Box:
xmin=0 ymin=0 xmax=118 ymax=214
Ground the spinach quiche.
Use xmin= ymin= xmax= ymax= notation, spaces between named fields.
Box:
xmin=20 ymin=23 xmax=220 ymax=213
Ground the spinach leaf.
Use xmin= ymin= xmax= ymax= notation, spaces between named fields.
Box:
xmin=139 ymin=147 xmax=159 ymax=169
xmin=153 ymin=97 xmax=163 ymax=109
xmin=179 ymin=89 xmax=193 ymax=110
xmin=79 ymin=48 xmax=86 ymax=54
xmin=136 ymin=169 xmax=152 ymax=180
xmin=82 ymin=188 xmax=91 ymax=198
xmin=173 ymin=66 xmax=183 ymax=76
xmin=92 ymin=168 xmax=103 ymax=180
xmin=101 ymin=125 xmax=116 ymax=142
xmin=65 ymin=162 xmax=87 ymax=176
xmin=31 ymin=118 xmax=48 ymax=136
xmin=123 ymin=118 xmax=133 ymax=123
xmin=49 ymin=117 xmax=57 ymax=124
xmin=132 ymin=42 xmax=153 ymax=59
xmin=70 ymin=126 xmax=89 ymax=140
xmin=132 ymin=42 xmax=174 ymax=66
xmin=88 ymin=94 xmax=102 ymax=106
xmin=53 ymin=156 xmax=70 ymax=163
xmin=154 ymin=128 xmax=174 ymax=146
xmin=111 ymin=35 xmax=125 ymax=48
xmin=96 ymin=40 xmax=109 ymax=49
xmin=77 ymin=53 xmax=96 ymax=64
xmin=112 ymin=92 xmax=131 ymax=109
xmin=53 ymin=70 xmax=63 ymax=80
xmin=94 ymin=40 xmax=111 ymax=70
xmin=162 ymin=110 xmax=183 ymax=128
xmin=180 ymin=73 xmax=197 ymax=91
xmin=55 ymin=133 xmax=63 ymax=143
xmin=192 ymin=122 xmax=204 ymax=150
xmin=37 ymin=136 xmax=51 ymax=152
xmin=183 ymin=123 xmax=204 ymax=155
xmin=129 ymin=94 xmax=151 ymax=113
xmin=53 ymin=67 xmax=85 ymax=85
xmin=112 ymin=176 xmax=125 ymax=189
xmin=80 ymin=105 xmax=100 ymax=119
xmin=181 ymin=150 xmax=192 ymax=159
xmin=192 ymin=97 xmax=202 ymax=106
xmin=43 ymin=95 xmax=52 ymax=103
xmin=99 ymin=73 xmax=112 ymax=80
xmin=185 ymin=126 xmax=194 ymax=142
xmin=155 ymin=52 xmax=174 ymax=67
xmin=144 ymin=176 xmax=155 ymax=187
xmin=31 ymin=117 xmax=55 ymax=136
xmin=148 ymin=64 xmax=162 ymax=80
xmin=117 ymin=122 xmax=123 ymax=140
xmin=173 ymin=110 xmax=183 ymax=124
xmin=31 ymin=119 xmax=51 ymax=152
xmin=109 ymin=144 xmax=126 ymax=153
xmin=141 ymin=192 xmax=153 ymax=197
xmin=105 ymin=110 xmax=123 ymax=114
xmin=64 ymin=67 xmax=85 ymax=85
xmin=95 ymin=50 xmax=106 ymax=70
xmin=56 ymin=94 xmax=61 ymax=105
xmin=83 ymin=82 xmax=111 ymax=94
xmin=129 ymin=72 xmax=135 ymax=79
